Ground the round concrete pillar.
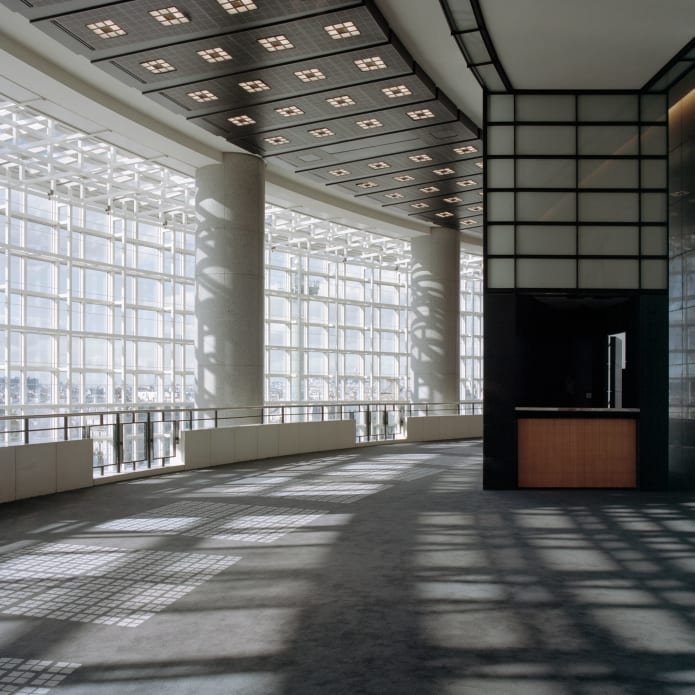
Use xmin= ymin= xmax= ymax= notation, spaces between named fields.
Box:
xmin=410 ymin=228 xmax=461 ymax=404
xmin=195 ymin=152 xmax=265 ymax=409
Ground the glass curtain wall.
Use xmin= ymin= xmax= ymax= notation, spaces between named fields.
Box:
xmin=1 ymin=96 xmax=484 ymax=417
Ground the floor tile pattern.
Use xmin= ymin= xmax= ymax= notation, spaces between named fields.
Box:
xmin=0 ymin=658 xmax=80 ymax=694
xmin=0 ymin=543 xmax=239 ymax=627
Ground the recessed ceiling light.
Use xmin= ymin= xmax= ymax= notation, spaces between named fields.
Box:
xmin=382 ymin=85 xmax=412 ymax=98
xmin=295 ymin=68 xmax=326 ymax=82
xmin=433 ymin=168 xmax=455 ymax=176
xmin=86 ymin=19 xmax=126 ymax=38
xmin=356 ymin=119 xmax=382 ymax=129
xmin=140 ymin=58 xmax=176 ymax=73
xmin=187 ymin=90 xmax=218 ymax=103
xmin=457 ymin=180 xmax=477 ymax=187
xmin=149 ymin=7 xmax=189 ymax=26
xmin=326 ymin=95 xmax=355 ymax=108
xmin=436 ymin=211 xmax=455 ymax=218
xmin=420 ymin=186 xmax=439 ymax=193
xmin=454 ymin=145 xmax=478 ymax=155
xmin=275 ymin=106 xmax=304 ymax=117
xmin=354 ymin=56 xmax=386 ymax=71
xmin=409 ymin=154 xmax=432 ymax=163
xmin=385 ymin=193 xmax=403 ymax=199
xmin=258 ymin=35 xmax=294 ymax=52
xmin=461 ymin=219 xmax=478 ymax=226
xmin=444 ymin=196 xmax=462 ymax=203
xmin=394 ymin=175 xmax=414 ymax=182
xmin=197 ymin=47 xmax=232 ymax=63
xmin=357 ymin=181 xmax=378 ymax=189
xmin=412 ymin=202 xmax=429 ymax=209
xmin=368 ymin=162 xmax=390 ymax=170
xmin=216 ymin=0 xmax=257 ymax=15
xmin=407 ymin=109 xmax=435 ymax=121
xmin=264 ymin=136 xmax=289 ymax=145
xmin=239 ymin=80 xmax=270 ymax=93
xmin=324 ymin=21 xmax=360 ymax=39
xmin=329 ymin=169 xmax=350 ymax=177
xmin=227 ymin=115 xmax=256 ymax=126
xmin=475 ymin=161 xmax=484 ymax=168
xmin=467 ymin=205 xmax=484 ymax=212
xmin=309 ymin=128 xmax=335 ymax=138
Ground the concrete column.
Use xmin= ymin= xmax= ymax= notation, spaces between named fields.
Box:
xmin=410 ymin=228 xmax=460 ymax=405
xmin=195 ymin=152 xmax=265 ymax=409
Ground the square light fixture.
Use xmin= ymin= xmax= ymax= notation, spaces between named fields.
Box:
xmin=295 ymin=68 xmax=326 ymax=82
xmin=324 ymin=21 xmax=360 ymax=39
xmin=197 ymin=47 xmax=232 ymax=63
xmin=239 ymin=80 xmax=270 ymax=93
xmin=461 ymin=219 xmax=478 ymax=226
xmin=467 ymin=205 xmax=484 ymax=212
xmin=354 ymin=56 xmax=386 ymax=71
xmin=382 ymin=85 xmax=412 ymax=98
xmin=394 ymin=175 xmax=414 ymax=182
xmin=407 ymin=109 xmax=435 ymax=121
xmin=86 ymin=19 xmax=127 ymax=38
xmin=275 ymin=106 xmax=304 ymax=117
xmin=385 ymin=193 xmax=403 ymax=199
xmin=475 ymin=160 xmax=484 ymax=168
xmin=326 ymin=95 xmax=355 ymax=108
xmin=216 ymin=0 xmax=257 ymax=14
xmin=433 ymin=168 xmax=455 ymax=176
xmin=457 ymin=179 xmax=476 ymax=187
xmin=436 ymin=211 xmax=455 ymax=218
xmin=329 ymin=169 xmax=351 ymax=177
xmin=444 ymin=196 xmax=462 ymax=203
xmin=227 ymin=115 xmax=256 ymax=126
xmin=409 ymin=154 xmax=432 ymax=163
xmin=357 ymin=181 xmax=378 ymax=189
xmin=149 ymin=7 xmax=189 ymax=26
xmin=411 ymin=202 xmax=430 ymax=209
xmin=258 ymin=35 xmax=294 ymax=52
xmin=356 ymin=119 xmax=382 ymax=129
xmin=420 ymin=186 xmax=439 ymax=193
xmin=309 ymin=128 xmax=335 ymax=138
xmin=141 ymin=58 xmax=176 ymax=73
xmin=264 ymin=136 xmax=289 ymax=145
xmin=187 ymin=90 xmax=218 ymax=103
xmin=368 ymin=162 xmax=390 ymax=170
xmin=453 ymin=145 xmax=478 ymax=155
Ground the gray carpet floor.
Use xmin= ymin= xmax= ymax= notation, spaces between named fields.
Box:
xmin=0 ymin=439 xmax=694 ymax=694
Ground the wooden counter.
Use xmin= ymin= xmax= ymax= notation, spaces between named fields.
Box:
xmin=516 ymin=408 xmax=638 ymax=488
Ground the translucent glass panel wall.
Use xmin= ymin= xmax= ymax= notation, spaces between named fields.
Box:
xmin=486 ymin=92 xmax=668 ymax=290
xmin=461 ymin=252 xmax=483 ymax=401
xmin=0 ymin=186 xmax=196 ymax=414
xmin=264 ymin=242 xmax=409 ymax=402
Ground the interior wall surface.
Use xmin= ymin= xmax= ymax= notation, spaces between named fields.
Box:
xmin=484 ymin=91 xmax=669 ymax=490
xmin=668 ymin=70 xmax=695 ymax=489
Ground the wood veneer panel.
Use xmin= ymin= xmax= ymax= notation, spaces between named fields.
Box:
xmin=518 ymin=417 xmax=636 ymax=488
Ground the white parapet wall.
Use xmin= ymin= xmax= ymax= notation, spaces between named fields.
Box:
xmin=182 ymin=419 xmax=358 ymax=470
xmin=405 ymin=415 xmax=483 ymax=442
xmin=0 ymin=439 xmax=94 ymax=503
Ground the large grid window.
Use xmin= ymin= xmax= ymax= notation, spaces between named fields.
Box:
xmin=1 ymin=97 xmax=484 ymax=417
xmin=265 ymin=206 xmax=411 ymax=402
xmin=0 ymin=98 xmax=196 ymax=415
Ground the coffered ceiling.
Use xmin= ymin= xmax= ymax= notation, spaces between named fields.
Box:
xmin=0 ymin=0 xmax=483 ymax=234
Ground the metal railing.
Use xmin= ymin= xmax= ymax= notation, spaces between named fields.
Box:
xmin=0 ymin=401 xmax=482 ymax=478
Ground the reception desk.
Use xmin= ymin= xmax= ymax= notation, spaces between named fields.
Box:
xmin=516 ymin=408 xmax=639 ymax=488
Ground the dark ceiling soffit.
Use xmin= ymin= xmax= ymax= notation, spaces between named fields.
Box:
xmin=1 ymin=0 xmax=482 ymax=231
xmin=438 ymin=0 xmax=511 ymax=92
xmin=642 ymin=37 xmax=695 ymax=93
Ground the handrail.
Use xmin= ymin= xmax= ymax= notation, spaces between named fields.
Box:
xmin=0 ymin=401 xmax=483 ymax=477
